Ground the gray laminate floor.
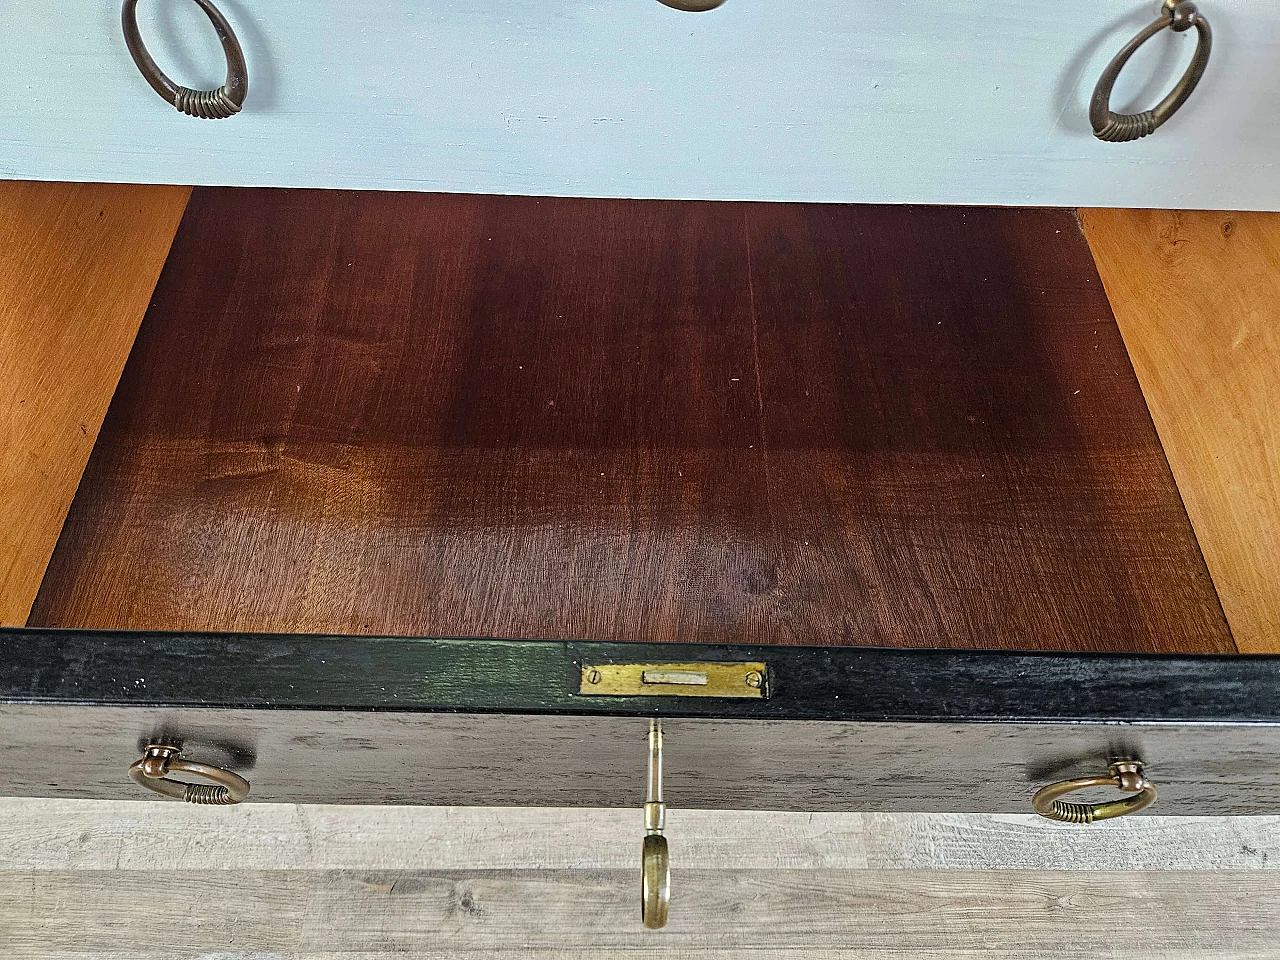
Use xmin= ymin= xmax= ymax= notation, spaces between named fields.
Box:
xmin=1 ymin=800 xmax=1278 ymax=958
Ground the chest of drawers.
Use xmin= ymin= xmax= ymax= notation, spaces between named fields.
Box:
xmin=3 ymin=0 xmax=1278 ymax=931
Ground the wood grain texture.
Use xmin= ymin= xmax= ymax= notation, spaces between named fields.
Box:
xmin=4 ymin=0 xmax=1280 ymax=211
xmin=1081 ymin=208 xmax=1280 ymax=654
xmin=2 ymin=800 xmax=1276 ymax=872
xmin=30 ymin=191 xmax=1230 ymax=653
xmin=3 ymin=869 xmax=1279 ymax=955
xmin=6 ymin=705 xmax=1280 ymax=813
xmin=859 ymin=813 xmax=1280 ymax=871
xmin=0 ymin=181 xmax=189 ymax=625
xmin=9 ymin=630 xmax=1275 ymax=723
xmin=3 ymin=801 xmax=1278 ymax=958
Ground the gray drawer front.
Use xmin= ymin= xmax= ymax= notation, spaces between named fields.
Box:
xmin=3 ymin=629 xmax=1279 ymax=813
xmin=4 ymin=706 xmax=1280 ymax=813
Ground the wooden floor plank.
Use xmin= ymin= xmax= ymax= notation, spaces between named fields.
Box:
xmin=860 ymin=812 xmax=1280 ymax=870
xmin=0 ymin=181 xmax=190 ymax=625
xmin=1 ymin=953 xmax=1267 ymax=960
xmin=0 ymin=800 xmax=1275 ymax=873
xmin=1081 ymin=209 xmax=1280 ymax=653
xmin=3 ymin=801 xmax=1276 ymax=957
xmin=2 ymin=869 xmax=1276 ymax=955
xmin=30 ymin=193 xmax=1230 ymax=653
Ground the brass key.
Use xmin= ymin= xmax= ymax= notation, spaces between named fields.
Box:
xmin=641 ymin=719 xmax=670 ymax=929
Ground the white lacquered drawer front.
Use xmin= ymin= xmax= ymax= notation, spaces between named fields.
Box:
xmin=2 ymin=0 xmax=1277 ymax=207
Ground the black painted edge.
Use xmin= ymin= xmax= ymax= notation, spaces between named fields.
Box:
xmin=2 ymin=627 xmax=1279 ymax=723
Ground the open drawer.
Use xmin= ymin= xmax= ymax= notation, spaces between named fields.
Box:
xmin=2 ymin=190 xmax=1278 ymax=829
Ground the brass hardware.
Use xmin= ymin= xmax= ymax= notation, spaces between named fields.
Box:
xmin=657 ymin=0 xmax=729 ymax=10
xmin=128 ymin=744 xmax=250 ymax=804
xmin=643 ymin=669 xmax=707 ymax=685
xmin=1032 ymin=760 xmax=1157 ymax=823
xmin=122 ymin=0 xmax=248 ymax=119
xmin=579 ymin=662 xmax=766 ymax=698
xmin=641 ymin=719 xmax=671 ymax=930
xmin=1090 ymin=0 xmax=1211 ymax=142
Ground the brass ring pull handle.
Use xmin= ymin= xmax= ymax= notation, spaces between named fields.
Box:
xmin=642 ymin=834 xmax=670 ymax=929
xmin=128 ymin=744 xmax=250 ymax=804
xmin=641 ymin=720 xmax=671 ymax=929
xmin=1090 ymin=0 xmax=1211 ymax=142
xmin=1032 ymin=760 xmax=1156 ymax=823
xmin=656 ymin=1 xmax=728 ymax=10
xmin=122 ymin=0 xmax=248 ymax=119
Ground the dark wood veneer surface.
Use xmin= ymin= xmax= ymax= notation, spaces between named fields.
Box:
xmin=30 ymin=191 xmax=1231 ymax=653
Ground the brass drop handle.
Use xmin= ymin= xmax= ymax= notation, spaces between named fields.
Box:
xmin=129 ymin=744 xmax=250 ymax=804
xmin=1032 ymin=760 xmax=1157 ymax=823
xmin=122 ymin=0 xmax=248 ymax=119
xmin=656 ymin=0 xmax=728 ymax=9
xmin=641 ymin=719 xmax=671 ymax=930
xmin=1090 ymin=0 xmax=1211 ymax=142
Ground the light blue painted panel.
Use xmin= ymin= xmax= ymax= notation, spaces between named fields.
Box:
xmin=0 ymin=1 xmax=1276 ymax=207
